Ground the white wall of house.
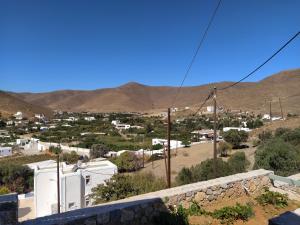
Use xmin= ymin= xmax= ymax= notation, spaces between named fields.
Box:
xmin=152 ymin=138 xmax=183 ymax=149
xmin=0 ymin=147 xmax=12 ymax=157
xmin=32 ymin=159 xmax=117 ymax=218
xmin=223 ymin=127 xmax=251 ymax=132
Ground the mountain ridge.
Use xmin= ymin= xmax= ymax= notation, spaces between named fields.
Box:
xmin=3 ymin=68 xmax=300 ymax=116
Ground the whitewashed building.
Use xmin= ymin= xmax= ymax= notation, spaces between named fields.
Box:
xmin=152 ymin=138 xmax=183 ymax=149
xmin=29 ymin=158 xmax=117 ymax=218
xmin=14 ymin=111 xmax=23 ymax=120
xmin=84 ymin=117 xmax=96 ymax=121
xmin=0 ymin=146 xmax=12 ymax=157
xmin=223 ymin=127 xmax=251 ymax=132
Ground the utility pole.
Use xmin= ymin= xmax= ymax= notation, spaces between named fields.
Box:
xmin=167 ymin=108 xmax=171 ymax=188
xmin=279 ymin=97 xmax=284 ymax=119
xmin=213 ymin=87 xmax=217 ymax=178
xmin=56 ymin=154 xmax=60 ymax=214
xmin=269 ymin=101 xmax=272 ymax=122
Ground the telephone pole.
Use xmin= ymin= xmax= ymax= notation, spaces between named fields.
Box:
xmin=56 ymin=154 xmax=60 ymax=214
xmin=213 ymin=87 xmax=217 ymax=178
xmin=279 ymin=97 xmax=284 ymax=119
xmin=269 ymin=101 xmax=272 ymax=122
xmin=167 ymin=108 xmax=171 ymax=188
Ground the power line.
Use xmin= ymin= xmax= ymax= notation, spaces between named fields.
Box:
xmin=192 ymin=90 xmax=214 ymax=116
xmin=218 ymin=31 xmax=300 ymax=91
xmin=171 ymin=0 xmax=222 ymax=108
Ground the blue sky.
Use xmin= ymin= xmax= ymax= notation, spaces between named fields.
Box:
xmin=0 ymin=0 xmax=299 ymax=93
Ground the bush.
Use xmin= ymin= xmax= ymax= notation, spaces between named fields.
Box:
xmin=61 ymin=151 xmax=79 ymax=164
xmin=152 ymin=205 xmax=189 ymax=225
xmin=114 ymin=151 xmax=142 ymax=172
xmin=152 ymin=143 xmax=163 ymax=150
xmin=223 ymin=130 xmax=248 ymax=148
xmin=176 ymin=152 xmax=249 ymax=185
xmin=0 ymin=165 xmax=33 ymax=193
xmin=218 ymin=142 xmax=232 ymax=157
xmin=91 ymin=172 xmax=166 ymax=204
xmin=254 ymin=138 xmax=300 ymax=176
xmin=227 ymin=152 xmax=249 ymax=173
xmin=90 ymin=144 xmax=110 ymax=159
xmin=258 ymin=130 xmax=273 ymax=143
xmin=49 ymin=146 xmax=62 ymax=154
xmin=0 ymin=186 xmax=10 ymax=195
xmin=212 ymin=203 xmax=254 ymax=224
xmin=256 ymin=188 xmax=288 ymax=208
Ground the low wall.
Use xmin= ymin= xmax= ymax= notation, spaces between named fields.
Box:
xmin=0 ymin=193 xmax=18 ymax=225
xmin=20 ymin=169 xmax=273 ymax=225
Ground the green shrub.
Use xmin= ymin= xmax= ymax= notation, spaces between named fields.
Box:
xmin=0 ymin=186 xmax=10 ymax=195
xmin=113 ymin=151 xmax=142 ymax=172
xmin=256 ymin=188 xmax=288 ymax=208
xmin=49 ymin=146 xmax=62 ymax=154
xmin=152 ymin=143 xmax=163 ymax=150
xmin=223 ymin=130 xmax=248 ymax=148
xmin=176 ymin=152 xmax=249 ymax=185
xmin=218 ymin=142 xmax=232 ymax=157
xmin=212 ymin=203 xmax=254 ymax=224
xmin=254 ymin=138 xmax=300 ymax=176
xmin=61 ymin=151 xmax=79 ymax=164
xmin=258 ymin=131 xmax=273 ymax=143
xmin=91 ymin=172 xmax=165 ymax=204
xmin=227 ymin=152 xmax=249 ymax=173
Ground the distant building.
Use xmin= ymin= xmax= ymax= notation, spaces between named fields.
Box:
xmin=0 ymin=146 xmax=12 ymax=157
xmin=84 ymin=117 xmax=96 ymax=121
xmin=223 ymin=127 xmax=251 ymax=132
xmin=111 ymin=120 xmax=120 ymax=126
xmin=207 ymin=106 xmax=214 ymax=113
xmin=191 ymin=129 xmax=215 ymax=141
xmin=14 ymin=111 xmax=23 ymax=120
xmin=115 ymin=124 xmax=131 ymax=130
xmin=152 ymin=138 xmax=183 ymax=149
xmin=29 ymin=159 xmax=117 ymax=218
xmin=35 ymin=114 xmax=45 ymax=120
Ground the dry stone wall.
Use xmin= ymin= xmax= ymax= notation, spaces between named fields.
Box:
xmin=20 ymin=169 xmax=273 ymax=225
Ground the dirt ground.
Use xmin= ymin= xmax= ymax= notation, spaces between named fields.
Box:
xmin=140 ymin=142 xmax=257 ymax=182
xmin=189 ymin=195 xmax=300 ymax=225
xmin=141 ymin=143 xmax=214 ymax=181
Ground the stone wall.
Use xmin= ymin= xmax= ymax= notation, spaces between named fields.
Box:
xmin=0 ymin=193 xmax=18 ymax=225
xmin=20 ymin=169 xmax=273 ymax=225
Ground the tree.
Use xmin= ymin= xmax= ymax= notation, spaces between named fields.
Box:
xmin=90 ymin=144 xmax=110 ymax=159
xmin=223 ymin=130 xmax=248 ymax=148
xmin=181 ymin=138 xmax=191 ymax=147
xmin=114 ymin=151 xmax=142 ymax=172
xmin=152 ymin=143 xmax=163 ymax=150
xmin=218 ymin=142 xmax=232 ymax=157
xmin=254 ymin=138 xmax=300 ymax=176
xmin=91 ymin=172 xmax=165 ymax=204
xmin=176 ymin=167 xmax=193 ymax=185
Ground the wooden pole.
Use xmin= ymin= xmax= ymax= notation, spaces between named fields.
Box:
xmin=213 ymin=87 xmax=217 ymax=178
xmin=279 ymin=97 xmax=284 ymax=119
xmin=167 ymin=108 xmax=171 ymax=188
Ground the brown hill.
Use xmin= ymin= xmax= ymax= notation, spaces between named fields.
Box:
xmin=10 ymin=69 xmax=300 ymax=115
xmin=0 ymin=91 xmax=52 ymax=118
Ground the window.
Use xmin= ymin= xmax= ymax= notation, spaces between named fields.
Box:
xmin=85 ymin=175 xmax=91 ymax=185
xmin=85 ymin=197 xmax=90 ymax=206
xmin=68 ymin=202 xmax=75 ymax=209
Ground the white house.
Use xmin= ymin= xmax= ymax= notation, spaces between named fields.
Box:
xmin=262 ymin=114 xmax=271 ymax=120
xmin=30 ymin=158 xmax=117 ymax=218
xmin=207 ymin=106 xmax=214 ymax=113
xmin=35 ymin=114 xmax=45 ymax=120
xmin=223 ymin=127 xmax=251 ymax=132
xmin=152 ymin=138 xmax=183 ymax=149
xmin=111 ymin=120 xmax=120 ymax=126
xmin=84 ymin=117 xmax=96 ymax=121
xmin=115 ymin=124 xmax=131 ymax=130
xmin=191 ymin=129 xmax=215 ymax=141
xmin=14 ymin=111 xmax=23 ymax=120
xmin=0 ymin=146 xmax=12 ymax=157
